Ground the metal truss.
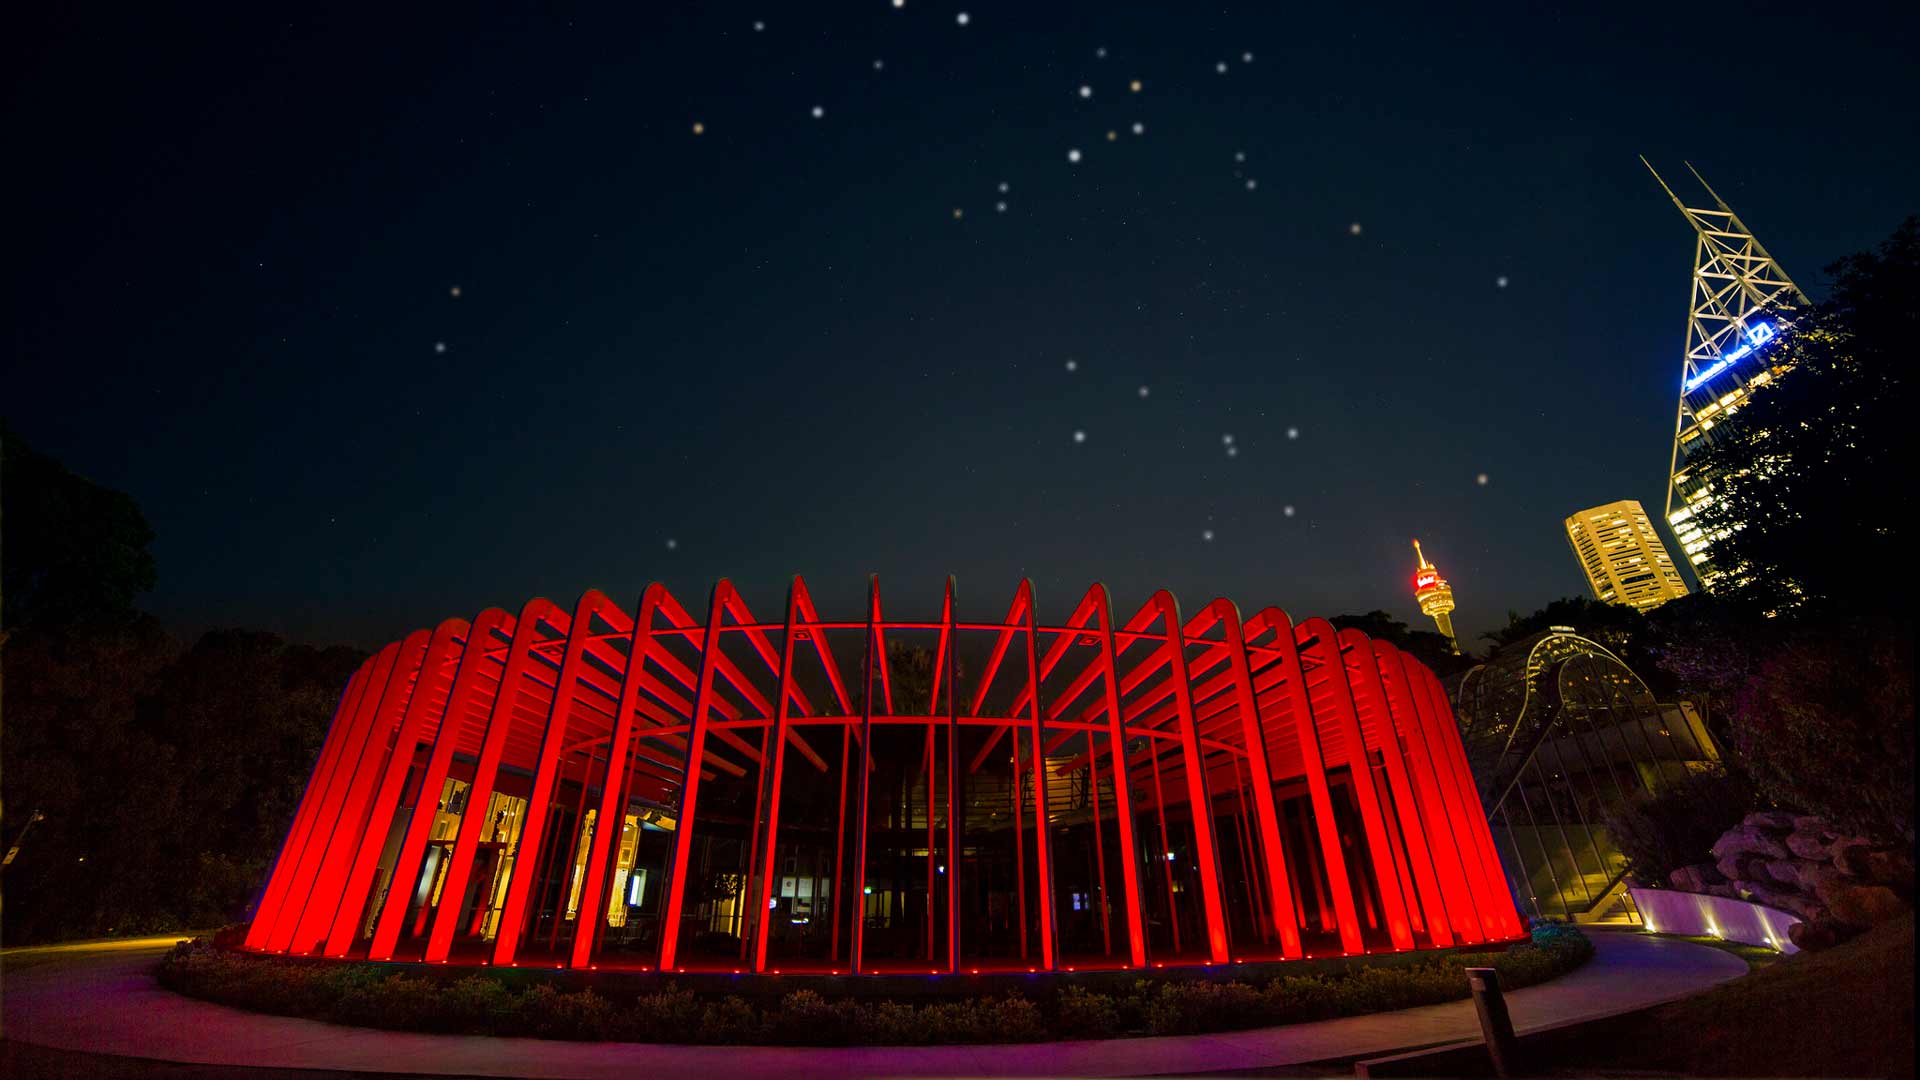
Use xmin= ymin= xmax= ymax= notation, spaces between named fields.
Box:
xmin=1644 ymin=159 xmax=1808 ymax=587
xmin=245 ymin=577 xmax=1522 ymax=976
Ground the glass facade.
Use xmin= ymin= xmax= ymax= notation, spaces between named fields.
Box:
xmin=1452 ymin=630 xmax=1719 ymax=921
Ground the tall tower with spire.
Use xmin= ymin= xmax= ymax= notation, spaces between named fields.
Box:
xmin=1412 ymin=539 xmax=1460 ymax=654
xmin=1642 ymin=158 xmax=1809 ymax=589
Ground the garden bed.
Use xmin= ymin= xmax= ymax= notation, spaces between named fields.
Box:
xmin=156 ymin=923 xmax=1591 ymax=1045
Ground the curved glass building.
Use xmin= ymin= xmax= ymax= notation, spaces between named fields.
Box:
xmin=1452 ymin=629 xmax=1719 ymax=922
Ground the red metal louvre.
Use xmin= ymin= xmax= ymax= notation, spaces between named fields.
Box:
xmin=249 ymin=578 xmax=1523 ymax=973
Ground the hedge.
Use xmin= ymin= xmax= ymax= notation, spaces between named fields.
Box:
xmin=156 ymin=922 xmax=1591 ymax=1045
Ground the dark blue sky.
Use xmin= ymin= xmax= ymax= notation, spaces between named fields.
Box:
xmin=5 ymin=4 xmax=1915 ymax=648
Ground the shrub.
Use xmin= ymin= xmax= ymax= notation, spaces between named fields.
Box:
xmin=1601 ymin=766 xmax=1756 ymax=884
xmin=157 ymin=925 xmax=1593 ymax=1045
xmin=1728 ymin=620 xmax=1914 ymax=845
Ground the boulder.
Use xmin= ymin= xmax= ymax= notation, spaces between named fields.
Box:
xmin=1791 ymin=814 xmax=1832 ymax=834
xmin=1788 ymin=920 xmax=1852 ymax=952
xmin=1863 ymin=849 xmax=1915 ymax=893
xmin=1821 ymin=882 xmax=1910 ymax=928
xmin=1717 ymin=852 xmax=1763 ymax=885
xmin=1704 ymin=882 xmax=1741 ymax=899
xmin=1712 ymin=823 xmax=1791 ymax=862
xmin=1833 ymin=840 xmax=1875 ymax=877
xmin=1795 ymin=861 xmax=1852 ymax=899
xmin=1741 ymin=880 xmax=1827 ymax=922
xmin=1763 ymin=858 xmax=1808 ymax=889
xmin=1669 ymin=865 xmax=1710 ymax=893
xmin=1744 ymin=810 xmax=1800 ymax=833
xmin=1785 ymin=829 xmax=1837 ymax=861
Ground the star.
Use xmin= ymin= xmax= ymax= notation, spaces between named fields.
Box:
xmin=1137 ymin=385 xmax=1150 ymax=398
xmin=1215 ymin=61 xmax=1228 ymax=73
xmin=753 ymin=20 xmax=765 ymax=31
xmin=953 ymin=207 xmax=964 ymax=219
xmin=1073 ymin=429 xmax=1087 ymax=444
xmin=1234 ymin=150 xmax=1246 ymax=162
xmin=1476 ymin=473 xmax=1490 ymax=486
xmin=1283 ymin=505 xmax=1296 ymax=517
xmin=1202 ymin=528 xmax=1215 ymax=542
xmin=691 ymin=121 xmax=705 ymax=135
xmin=1078 ymin=85 xmax=1093 ymax=99
xmin=665 ymin=538 xmax=678 ymax=550
xmin=1106 ymin=130 xmax=1117 ymax=141
xmin=1348 ymin=222 xmax=1364 ymax=235
xmin=955 ymin=11 xmax=970 ymax=25
xmin=1095 ymin=46 xmax=1108 ymax=59
xmin=1227 ymin=446 xmax=1239 ymax=458
xmin=1246 ymin=178 xmax=1257 ymax=190
xmin=1131 ymin=121 xmax=1145 ymax=135
xmin=1496 ymin=275 xmax=1510 ymax=288
xmin=1287 ymin=426 xmax=1300 ymax=439
xmin=1242 ymin=51 xmax=1254 ymax=63
xmin=873 ymin=59 xmax=884 ymax=70
xmin=811 ymin=105 xmax=825 ymax=119
xmin=998 ymin=181 xmax=1010 ymax=193
xmin=1067 ymin=148 xmax=1082 ymax=163
xmin=995 ymin=200 xmax=1007 ymax=213
xmin=448 ymin=285 xmax=461 ymax=298
xmin=1065 ymin=359 xmax=1078 ymax=372
xmin=892 ymin=0 xmax=904 ymax=7
xmin=1130 ymin=79 xmax=1142 ymax=92
xmin=434 ymin=342 xmax=447 ymax=354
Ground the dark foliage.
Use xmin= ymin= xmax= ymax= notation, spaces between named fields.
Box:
xmin=1 ymin=428 xmax=366 ymax=944
xmin=1328 ymin=609 xmax=1471 ymax=676
xmin=1726 ymin=618 xmax=1913 ymax=845
xmin=157 ymin=923 xmax=1592 ymax=1044
xmin=1 ymin=422 xmax=157 ymax=634
xmin=1681 ymin=217 xmax=1917 ymax=616
xmin=1600 ymin=767 xmax=1756 ymax=884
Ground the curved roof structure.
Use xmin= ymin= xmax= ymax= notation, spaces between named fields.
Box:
xmin=1452 ymin=629 xmax=1718 ymax=919
xmin=247 ymin=577 xmax=1521 ymax=974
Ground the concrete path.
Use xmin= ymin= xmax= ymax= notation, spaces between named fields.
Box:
xmin=1 ymin=929 xmax=1747 ymax=1078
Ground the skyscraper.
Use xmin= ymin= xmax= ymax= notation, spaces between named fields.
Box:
xmin=1644 ymin=159 xmax=1809 ymax=589
xmin=1411 ymin=539 xmax=1460 ymax=654
xmin=1564 ymin=500 xmax=1689 ymax=612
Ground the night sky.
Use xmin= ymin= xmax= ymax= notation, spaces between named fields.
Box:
xmin=6 ymin=5 xmax=1916 ymax=649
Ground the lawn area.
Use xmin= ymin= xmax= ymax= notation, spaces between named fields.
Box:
xmin=1544 ymin=914 xmax=1914 ymax=1077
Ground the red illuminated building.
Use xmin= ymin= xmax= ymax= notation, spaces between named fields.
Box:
xmin=246 ymin=577 xmax=1521 ymax=974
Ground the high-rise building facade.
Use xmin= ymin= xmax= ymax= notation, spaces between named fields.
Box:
xmin=1644 ymin=159 xmax=1808 ymax=589
xmin=1564 ymin=500 xmax=1689 ymax=612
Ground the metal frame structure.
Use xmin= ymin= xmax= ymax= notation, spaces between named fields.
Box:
xmin=1454 ymin=630 xmax=1720 ymax=922
xmin=1643 ymin=158 xmax=1808 ymax=588
xmin=247 ymin=577 xmax=1521 ymax=974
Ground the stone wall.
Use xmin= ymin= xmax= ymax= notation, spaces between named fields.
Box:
xmin=1666 ymin=811 xmax=1913 ymax=950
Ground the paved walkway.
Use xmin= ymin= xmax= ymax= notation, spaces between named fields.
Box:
xmin=1 ymin=930 xmax=1747 ymax=1078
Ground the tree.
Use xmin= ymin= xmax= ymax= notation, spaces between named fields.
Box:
xmin=1327 ymin=609 xmax=1471 ymax=676
xmin=1725 ymin=618 xmax=1913 ymax=845
xmin=2 ymin=422 xmax=158 ymax=634
xmin=1681 ymin=217 xmax=1917 ymax=615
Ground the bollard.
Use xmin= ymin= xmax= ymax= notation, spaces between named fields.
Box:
xmin=1466 ymin=966 xmax=1521 ymax=1078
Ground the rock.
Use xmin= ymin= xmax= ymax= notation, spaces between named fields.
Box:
xmin=1670 ymin=865 xmax=1709 ymax=892
xmin=1821 ymin=882 xmax=1910 ymax=928
xmin=1788 ymin=920 xmax=1852 ymax=951
xmin=1712 ymin=823 xmax=1791 ymax=862
xmin=1717 ymin=852 xmax=1762 ymax=885
xmin=1742 ymin=880 xmax=1828 ymax=922
xmin=1863 ymin=849 xmax=1915 ymax=892
xmin=1795 ymin=862 xmax=1851 ymax=899
xmin=1745 ymin=810 xmax=1800 ymax=833
xmin=1764 ymin=859 xmax=1808 ymax=888
xmin=1704 ymin=882 xmax=1741 ymax=899
xmin=1785 ymin=829 xmax=1836 ymax=860
xmin=1791 ymin=814 xmax=1832 ymax=834
xmin=1833 ymin=840 xmax=1875 ymax=877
